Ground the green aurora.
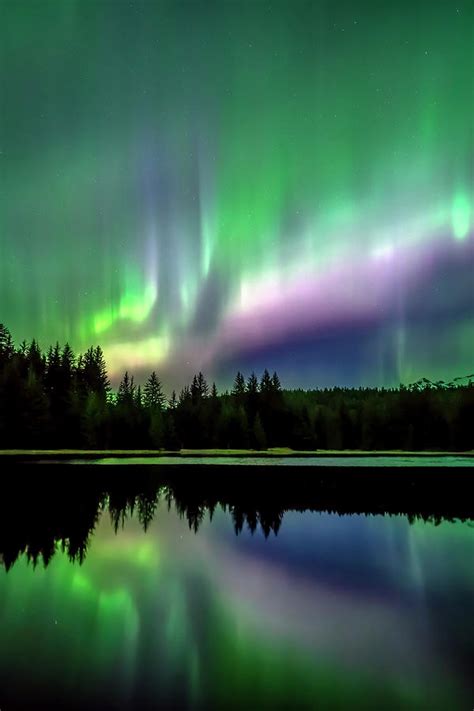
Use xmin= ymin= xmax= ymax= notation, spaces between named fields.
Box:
xmin=0 ymin=1 xmax=473 ymax=387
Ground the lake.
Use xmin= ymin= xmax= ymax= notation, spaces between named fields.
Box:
xmin=60 ymin=455 xmax=474 ymax=466
xmin=0 ymin=465 xmax=473 ymax=709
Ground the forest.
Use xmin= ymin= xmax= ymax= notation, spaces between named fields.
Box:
xmin=0 ymin=323 xmax=473 ymax=451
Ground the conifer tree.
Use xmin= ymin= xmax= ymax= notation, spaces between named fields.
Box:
xmin=80 ymin=346 xmax=110 ymax=399
xmin=190 ymin=374 xmax=201 ymax=404
xmin=0 ymin=324 xmax=14 ymax=365
xmin=271 ymin=371 xmax=282 ymax=391
xmin=62 ymin=343 xmax=75 ymax=371
xmin=117 ymin=371 xmax=135 ymax=405
xmin=60 ymin=343 xmax=75 ymax=394
xmin=144 ymin=371 xmax=166 ymax=411
xmin=93 ymin=346 xmax=110 ymax=398
xmin=232 ymin=371 xmax=246 ymax=396
xmin=197 ymin=371 xmax=209 ymax=398
xmin=179 ymin=385 xmax=191 ymax=405
xmin=45 ymin=343 xmax=62 ymax=400
xmin=246 ymin=372 xmax=259 ymax=394
xmin=27 ymin=339 xmax=45 ymax=377
xmin=135 ymin=384 xmax=143 ymax=408
xmin=260 ymin=369 xmax=273 ymax=393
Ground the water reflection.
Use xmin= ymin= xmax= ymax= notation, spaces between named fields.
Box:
xmin=0 ymin=466 xmax=473 ymax=709
xmin=1 ymin=464 xmax=473 ymax=570
xmin=39 ymin=455 xmax=474 ymax=466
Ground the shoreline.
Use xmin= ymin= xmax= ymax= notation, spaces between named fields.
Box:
xmin=1 ymin=448 xmax=474 ymax=460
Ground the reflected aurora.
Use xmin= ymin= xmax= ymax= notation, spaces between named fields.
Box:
xmin=0 ymin=505 xmax=472 ymax=709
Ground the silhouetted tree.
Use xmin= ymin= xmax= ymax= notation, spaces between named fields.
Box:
xmin=144 ymin=372 xmax=166 ymax=411
xmin=143 ymin=372 xmax=166 ymax=448
xmin=27 ymin=339 xmax=45 ymax=377
xmin=169 ymin=390 xmax=177 ymax=409
xmin=272 ymin=371 xmax=282 ymax=391
xmin=117 ymin=371 xmax=135 ymax=405
xmin=0 ymin=324 xmax=14 ymax=365
xmin=191 ymin=374 xmax=200 ymax=404
xmin=260 ymin=369 xmax=273 ymax=393
xmin=0 ymin=322 xmax=472 ymax=452
xmin=196 ymin=372 xmax=209 ymax=398
xmin=232 ymin=371 xmax=246 ymax=396
xmin=135 ymin=385 xmax=143 ymax=408
xmin=246 ymin=372 xmax=259 ymax=394
xmin=79 ymin=346 xmax=110 ymax=400
xmin=179 ymin=385 xmax=191 ymax=405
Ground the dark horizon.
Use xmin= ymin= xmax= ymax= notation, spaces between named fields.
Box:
xmin=1 ymin=323 xmax=473 ymax=452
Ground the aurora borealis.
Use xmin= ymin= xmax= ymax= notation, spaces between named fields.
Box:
xmin=1 ymin=1 xmax=473 ymax=388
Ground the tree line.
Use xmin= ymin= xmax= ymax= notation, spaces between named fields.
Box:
xmin=0 ymin=323 xmax=473 ymax=450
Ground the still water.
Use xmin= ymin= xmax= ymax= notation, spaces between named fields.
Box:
xmin=0 ymin=483 xmax=473 ymax=709
xmin=62 ymin=455 xmax=474 ymax=466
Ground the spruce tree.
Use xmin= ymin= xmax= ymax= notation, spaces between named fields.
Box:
xmin=61 ymin=343 xmax=75 ymax=394
xmin=191 ymin=374 xmax=200 ymax=404
xmin=260 ymin=369 xmax=273 ymax=393
xmin=144 ymin=371 xmax=166 ymax=411
xmin=45 ymin=343 xmax=62 ymax=400
xmin=27 ymin=339 xmax=45 ymax=377
xmin=232 ymin=371 xmax=246 ymax=396
xmin=135 ymin=384 xmax=143 ymax=408
xmin=271 ymin=371 xmax=282 ymax=391
xmin=93 ymin=346 xmax=111 ymax=398
xmin=80 ymin=346 xmax=110 ymax=399
xmin=62 ymin=343 xmax=75 ymax=372
xmin=197 ymin=371 xmax=209 ymax=398
xmin=179 ymin=385 xmax=191 ymax=405
xmin=117 ymin=371 xmax=135 ymax=405
xmin=246 ymin=372 xmax=259 ymax=394
xmin=0 ymin=324 xmax=14 ymax=365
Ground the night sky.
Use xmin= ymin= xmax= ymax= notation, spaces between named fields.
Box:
xmin=1 ymin=1 xmax=473 ymax=389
